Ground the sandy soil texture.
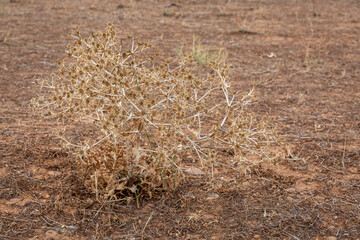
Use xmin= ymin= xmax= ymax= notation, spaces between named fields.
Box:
xmin=0 ymin=0 xmax=359 ymax=239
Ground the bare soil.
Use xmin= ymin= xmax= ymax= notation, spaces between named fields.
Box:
xmin=0 ymin=0 xmax=359 ymax=239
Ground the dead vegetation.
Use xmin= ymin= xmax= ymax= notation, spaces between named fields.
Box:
xmin=31 ymin=23 xmax=276 ymax=202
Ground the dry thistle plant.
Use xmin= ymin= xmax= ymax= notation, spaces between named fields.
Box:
xmin=31 ymin=23 xmax=276 ymax=202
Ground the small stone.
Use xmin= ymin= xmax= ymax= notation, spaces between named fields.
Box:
xmin=326 ymin=237 xmax=337 ymax=240
xmin=285 ymin=187 xmax=296 ymax=192
xmin=184 ymin=167 xmax=204 ymax=175
xmin=206 ymin=193 xmax=219 ymax=200
xmin=183 ymin=192 xmax=195 ymax=199
xmin=48 ymin=171 xmax=61 ymax=177
xmin=45 ymin=229 xmax=58 ymax=238
xmin=8 ymin=198 xmax=22 ymax=204
xmin=242 ymin=181 xmax=250 ymax=187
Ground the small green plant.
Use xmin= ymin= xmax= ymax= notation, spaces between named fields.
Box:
xmin=176 ymin=35 xmax=227 ymax=65
xmin=0 ymin=0 xmax=9 ymax=16
xmin=31 ymin=24 xmax=275 ymax=202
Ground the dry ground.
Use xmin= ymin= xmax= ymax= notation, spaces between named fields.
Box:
xmin=0 ymin=0 xmax=359 ymax=239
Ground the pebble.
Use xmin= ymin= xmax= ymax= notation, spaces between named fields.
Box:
xmin=45 ymin=229 xmax=58 ymax=238
xmin=206 ymin=193 xmax=219 ymax=200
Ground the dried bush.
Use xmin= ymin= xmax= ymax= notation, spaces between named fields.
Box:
xmin=31 ymin=23 xmax=276 ymax=202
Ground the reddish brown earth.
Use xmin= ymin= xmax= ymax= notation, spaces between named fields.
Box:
xmin=0 ymin=0 xmax=359 ymax=239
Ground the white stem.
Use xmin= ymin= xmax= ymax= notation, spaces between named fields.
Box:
xmin=220 ymin=109 xmax=230 ymax=127
xmin=197 ymin=87 xmax=219 ymax=103
xmin=91 ymin=133 xmax=111 ymax=148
